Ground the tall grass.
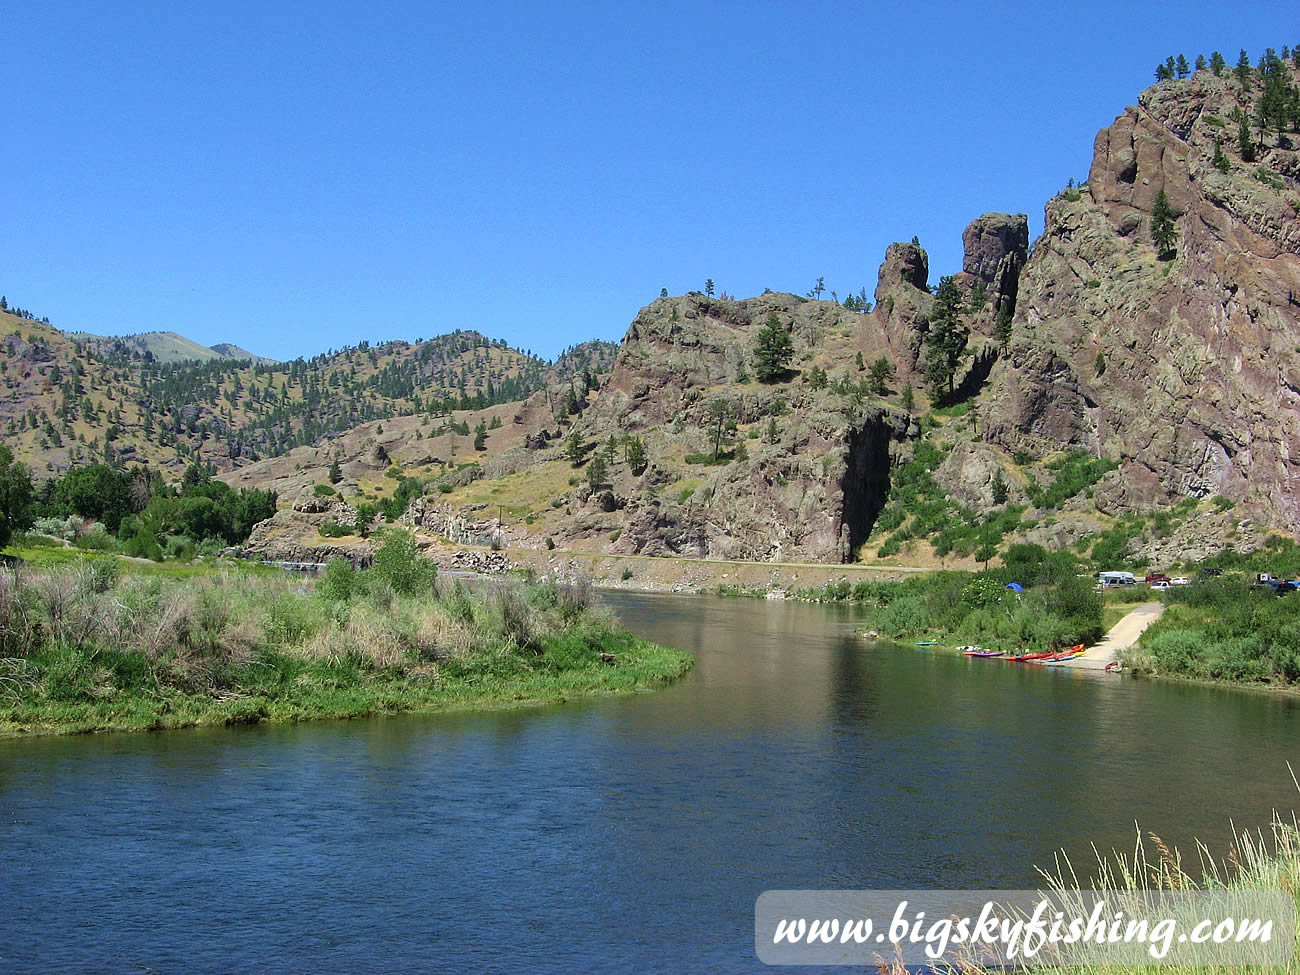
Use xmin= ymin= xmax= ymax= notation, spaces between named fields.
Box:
xmin=0 ymin=560 xmax=692 ymax=736
xmin=890 ymin=782 xmax=1300 ymax=975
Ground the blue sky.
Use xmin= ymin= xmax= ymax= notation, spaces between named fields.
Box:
xmin=2 ymin=2 xmax=1292 ymax=362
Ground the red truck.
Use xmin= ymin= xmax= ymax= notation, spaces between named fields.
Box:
xmin=1145 ymin=572 xmax=1171 ymax=584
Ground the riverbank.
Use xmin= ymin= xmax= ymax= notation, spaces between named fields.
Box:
xmin=0 ymin=547 xmax=693 ymax=738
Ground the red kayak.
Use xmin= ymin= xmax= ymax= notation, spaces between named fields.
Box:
xmin=1005 ymin=651 xmax=1056 ymax=662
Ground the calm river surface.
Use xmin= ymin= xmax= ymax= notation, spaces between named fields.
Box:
xmin=2 ymin=590 xmax=1300 ymax=972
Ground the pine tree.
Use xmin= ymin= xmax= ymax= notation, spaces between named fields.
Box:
xmin=473 ymin=421 xmax=487 ymax=451
xmin=867 ymin=356 xmax=895 ymax=395
xmin=564 ymin=431 xmax=584 ymax=466
xmin=752 ymin=313 xmax=794 ymax=383
xmin=704 ymin=279 xmax=715 ymax=297
xmin=705 ymin=398 xmax=732 ymax=461
xmin=329 ymin=457 xmax=343 ymax=483
xmin=1212 ymin=139 xmax=1232 ymax=173
xmin=1175 ymin=54 xmax=1190 ymax=79
xmin=1195 ymin=54 xmax=1207 ymax=73
xmin=1210 ymin=51 xmax=1226 ymax=76
xmin=990 ymin=469 xmax=1009 ymax=506
xmin=1235 ymin=49 xmax=1253 ymax=90
xmin=585 ymin=451 xmax=607 ymax=490
xmin=624 ymin=436 xmax=646 ymax=475
xmin=1237 ymin=114 xmax=1256 ymax=162
xmin=900 ymin=386 xmax=914 ymax=413
xmin=923 ymin=276 xmax=969 ymax=403
xmin=1150 ymin=189 xmax=1178 ymax=259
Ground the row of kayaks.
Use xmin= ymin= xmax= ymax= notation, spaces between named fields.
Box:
xmin=952 ymin=644 xmax=1087 ymax=665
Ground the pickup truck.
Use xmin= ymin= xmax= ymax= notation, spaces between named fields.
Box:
xmin=1145 ymin=573 xmax=1171 ymax=584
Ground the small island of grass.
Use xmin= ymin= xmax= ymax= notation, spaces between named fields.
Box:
xmin=0 ymin=528 xmax=693 ymax=738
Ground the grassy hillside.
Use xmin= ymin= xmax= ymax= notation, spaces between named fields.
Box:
xmin=0 ymin=310 xmax=616 ymax=477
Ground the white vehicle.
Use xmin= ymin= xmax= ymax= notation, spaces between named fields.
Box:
xmin=1096 ymin=571 xmax=1136 ymax=587
xmin=1171 ymin=576 xmax=1191 ymax=586
xmin=1150 ymin=580 xmax=1171 ymax=591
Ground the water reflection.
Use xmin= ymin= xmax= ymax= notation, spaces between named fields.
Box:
xmin=0 ymin=591 xmax=1298 ymax=972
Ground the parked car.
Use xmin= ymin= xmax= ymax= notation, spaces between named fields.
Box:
xmin=1150 ymin=580 xmax=1171 ymax=591
xmin=1203 ymin=568 xmax=1223 ymax=576
xmin=1145 ymin=573 xmax=1171 ymax=584
xmin=1170 ymin=576 xmax=1191 ymax=585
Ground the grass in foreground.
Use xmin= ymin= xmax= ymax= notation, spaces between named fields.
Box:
xmin=896 ymin=805 xmax=1300 ymax=975
xmin=0 ymin=547 xmax=692 ymax=737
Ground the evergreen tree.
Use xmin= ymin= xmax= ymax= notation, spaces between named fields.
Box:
xmin=1210 ymin=51 xmax=1226 ymax=76
xmin=624 ymin=436 xmax=647 ymax=475
xmin=704 ymin=398 xmax=732 ymax=461
xmin=752 ymin=313 xmax=794 ymax=382
xmin=585 ymin=451 xmax=608 ymax=490
xmin=765 ymin=416 xmax=779 ymax=444
xmin=1154 ymin=61 xmax=1172 ymax=82
xmin=1175 ymin=54 xmax=1190 ymax=79
xmin=328 ymin=457 xmax=343 ymax=483
xmin=1212 ymin=139 xmax=1232 ymax=173
xmin=1150 ymin=189 xmax=1178 ymax=258
xmin=473 ymin=421 xmax=487 ymax=451
xmin=923 ymin=276 xmax=969 ymax=403
xmin=901 ymin=386 xmax=914 ymax=413
xmin=564 ymin=431 xmax=585 ymax=466
xmin=1236 ymin=49 xmax=1253 ymax=90
xmin=1195 ymin=54 xmax=1207 ymax=73
xmin=867 ymin=356 xmax=895 ymax=395
xmin=990 ymin=469 xmax=1009 ymax=506
xmin=1237 ymin=114 xmax=1256 ymax=161
xmin=704 ymin=279 xmax=715 ymax=297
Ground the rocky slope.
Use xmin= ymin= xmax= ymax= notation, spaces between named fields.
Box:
xmin=984 ymin=62 xmax=1300 ymax=531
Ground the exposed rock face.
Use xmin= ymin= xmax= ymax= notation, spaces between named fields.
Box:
xmin=579 ymin=292 xmax=920 ymax=561
xmin=960 ymin=212 xmax=1029 ymax=322
xmin=874 ymin=242 xmax=934 ymax=372
xmin=984 ymin=65 xmax=1300 ymax=532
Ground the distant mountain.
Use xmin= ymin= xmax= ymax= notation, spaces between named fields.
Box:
xmin=68 ymin=330 xmax=276 ymax=365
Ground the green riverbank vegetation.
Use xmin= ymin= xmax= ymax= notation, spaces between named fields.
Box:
xmin=717 ymin=544 xmax=1104 ymax=653
xmin=0 ymin=528 xmax=692 ymax=737
xmin=1125 ymin=576 xmax=1300 ymax=685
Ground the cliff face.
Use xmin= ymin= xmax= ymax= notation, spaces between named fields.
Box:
xmin=984 ymin=65 xmax=1300 ymax=530
xmin=583 ymin=291 xmax=917 ymax=562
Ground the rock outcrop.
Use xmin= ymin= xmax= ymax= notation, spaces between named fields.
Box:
xmin=984 ymin=64 xmax=1300 ymax=531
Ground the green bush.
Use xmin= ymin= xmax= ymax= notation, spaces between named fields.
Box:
xmin=313 ymin=484 xmax=336 ymax=497
xmin=370 ymin=527 xmax=437 ymax=597
xmin=317 ymin=559 xmax=356 ymax=602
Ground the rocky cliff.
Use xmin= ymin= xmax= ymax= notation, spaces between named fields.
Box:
xmin=984 ymin=63 xmax=1300 ymax=531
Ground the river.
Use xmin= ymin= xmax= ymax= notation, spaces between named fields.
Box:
xmin=2 ymin=590 xmax=1298 ymax=972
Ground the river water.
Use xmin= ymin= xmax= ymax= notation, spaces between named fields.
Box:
xmin=2 ymin=590 xmax=1299 ymax=972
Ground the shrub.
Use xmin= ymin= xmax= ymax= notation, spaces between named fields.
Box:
xmin=313 ymin=484 xmax=336 ymax=497
xmin=370 ymin=527 xmax=437 ymax=597
xmin=317 ymin=559 xmax=356 ymax=602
